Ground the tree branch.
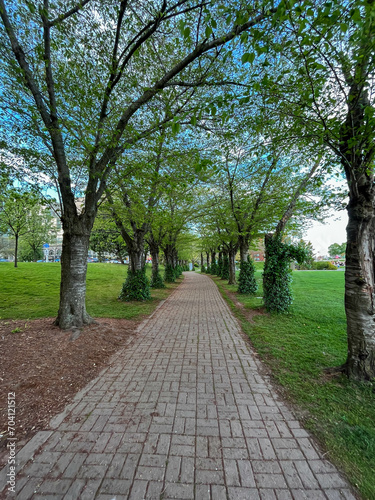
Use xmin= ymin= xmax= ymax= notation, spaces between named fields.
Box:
xmin=48 ymin=0 xmax=92 ymax=27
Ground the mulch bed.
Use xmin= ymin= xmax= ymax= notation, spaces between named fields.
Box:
xmin=0 ymin=317 xmax=139 ymax=469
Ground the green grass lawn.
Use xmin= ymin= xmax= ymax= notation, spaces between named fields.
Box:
xmin=0 ymin=262 xmax=177 ymax=320
xmin=212 ymin=269 xmax=375 ymax=500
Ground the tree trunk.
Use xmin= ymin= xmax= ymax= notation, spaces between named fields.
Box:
xmin=228 ymin=248 xmax=236 ymax=285
xmin=206 ymin=252 xmax=210 ymax=267
xmin=150 ymin=245 xmax=159 ymax=275
xmin=55 ymin=216 xmax=94 ymax=329
xmin=211 ymin=250 xmax=216 ymax=266
xmin=239 ymin=236 xmax=249 ymax=263
xmin=128 ymin=244 xmax=145 ymax=273
xmin=14 ymin=233 xmax=18 ymax=268
xmin=201 ymin=253 xmax=204 ymax=267
xmin=344 ymin=182 xmax=375 ymax=380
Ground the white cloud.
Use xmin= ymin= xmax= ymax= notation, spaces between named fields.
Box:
xmin=305 ymin=210 xmax=347 ymax=257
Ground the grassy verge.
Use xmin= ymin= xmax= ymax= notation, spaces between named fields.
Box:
xmin=211 ymin=270 xmax=374 ymax=500
xmin=0 ymin=262 xmax=181 ymax=321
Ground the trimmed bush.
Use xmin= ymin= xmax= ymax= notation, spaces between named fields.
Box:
xmin=150 ymin=269 xmax=165 ymax=289
xmin=221 ymin=255 xmax=229 ymax=280
xmin=263 ymin=235 xmax=306 ymax=313
xmin=206 ymin=265 xmax=211 ymax=274
xmin=175 ymin=264 xmax=183 ymax=278
xmin=312 ymin=261 xmax=338 ymax=270
xmin=119 ymin=268 xmax=151 ymax=301
xmin=164 ymin=264 xmax=176 ymax=282
xmin=201 ymin=264 xmax=206 ymax=273
xmin=210 ymin=261 xmax=217 ymax=275
xmin=238 ymin=257 xmax=257 ymax=294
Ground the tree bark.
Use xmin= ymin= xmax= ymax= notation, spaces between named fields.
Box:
xmin=338 ymin=44 xmax=375 ymax=380
xmin=228 ymin=248 xmax=236 ymax=285
xmin=14 ymin=233 xmax=18 ymax=268
xmin=127 ymin=234 xmax=146 ymax=273
xmin=238 ymin=236 xmax=249 ymax=263
xmin=344 ymin=190 xmax=375 ymax=380
xmin=201 ymin=253 xmax=204 ymax=267
xmin=150 ymin=243 xmax=160 ymax=275
xmin=211 ymin=250 xmax=216 ymax=266
xmin=55 ymin=215 xmax=95 ymax=329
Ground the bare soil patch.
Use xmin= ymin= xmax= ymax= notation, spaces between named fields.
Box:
xmin=0 ymin=317 xmax=138 ymax=469
xmin=225 ymin=288 xmax=267 ymax=323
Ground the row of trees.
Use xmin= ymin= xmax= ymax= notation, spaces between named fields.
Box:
xmin=1 ymin=0 xmax=374 ymax=381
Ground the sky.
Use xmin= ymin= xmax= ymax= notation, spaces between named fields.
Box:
xmin=305 ymin=210 xmax=347 ymax=257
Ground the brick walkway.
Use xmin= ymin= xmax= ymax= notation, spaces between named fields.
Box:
xmin=0 ymin=272 xmax=357 ymax=500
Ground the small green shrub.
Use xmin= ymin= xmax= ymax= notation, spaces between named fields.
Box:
xmin=150 ymin=269 xmax=165 ymax=289
xmin=164 ymin=264 xmax=176 ymax=282
xmin=119 ymin=268 xmax=151 ymax=301
xmin=210 ymin=261 xmax=217 ymax=275
xmin=238 ymin=257 xmax=257 ymax=294
xmin=221 ymin=255 xmax=229 ymax=280
xmin=206 ymin=265 xmax=211 ymax=274
xmin=312 ymin=261 xmax=338 ymax=270
xmin=201 ymin=264 xmax=206 ymax=273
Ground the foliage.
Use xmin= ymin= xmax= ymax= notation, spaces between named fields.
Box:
xmin=174 ymin=264 xmax=183 ymax=278
xmin=164 ymin=264 xmax=176 ymax=283
xmin=206 ymin=265 xmax=211 ymax=274
xmin=119 ymin=268 xmax=151 ymax=302
xmin=313 ymin=261 xmax=338 ymax=271
xmin=201 ymin=264 xmax=206 ymax=273
xmin=210 ymin=261 xmax=217 ymax=275
xmin=22 ymin=206 xmax=56 ymax=262
xmin=90 ymin=227 xmax=127 ymax=262
xmin=294 ymin=240 xmax=315 ymax=270
xmin=263 ymin=236 xmax=306 ymax=313
xmin=328 ymin=242 xmax=346 ymax=258
xmin=0 ymin=188 xmax=40 ymax=265
xmin=221 ymin=255 xmax=229 ymax=280
xmin=237 ymin=257 xmax=257 ymax=294
xmin=19 ymin=243 xmax=43 ymax=262
xmin=150 ymin=269 xmax=165 ymax=289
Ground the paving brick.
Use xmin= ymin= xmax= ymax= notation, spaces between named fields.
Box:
xmin=228 ymin=487 xmax=261 ymax=499
xmin=1 ymin=272 xmax=355 ymax=500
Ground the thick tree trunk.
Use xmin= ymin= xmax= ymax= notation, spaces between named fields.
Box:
xmin=150 ymin=245 xmax=159 ymax=275
xmin=14 ymin=233 xmax=18 ymax=268
xmin=344 ymin=190 xmax=375 ymax=380
xmin=128 ymin=245 xmax=144 ymax=273
xmin=211 ymin=250 xmax=216 ymax=266
xmin=55 ymin=216 xmax=94 ymax=329
xmin=228 ymin=248 xmax=236 ymax=285
xmin=201 ymin=253 xmax=204 ymax=267
xmin=239 ymin=237 xmax=249 ymax=263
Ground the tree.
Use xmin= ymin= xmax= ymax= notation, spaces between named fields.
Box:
xmin=328 ymin=242 xmax=346 ymax=258
xmin=250 ymin=0 xmax=375 ymax=379
xmin=0 ymin=0 xmax=278 ymax=328
xmin=263 ymin=160 xmax=321 ymax=313
xmin=22 ymin=206 xmax=56 ymax=262
xmin=0 ymin=188 xmax=38 ymax=267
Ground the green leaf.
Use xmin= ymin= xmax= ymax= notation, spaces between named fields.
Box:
xmin=241 ymin=52 xmax=255 ymax=64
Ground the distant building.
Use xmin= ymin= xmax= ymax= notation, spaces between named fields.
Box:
xmin=249 ymin=239 xmax=265 ymax=261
